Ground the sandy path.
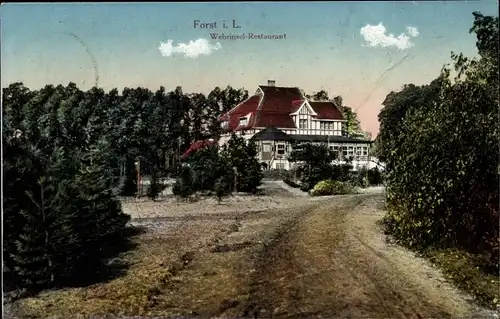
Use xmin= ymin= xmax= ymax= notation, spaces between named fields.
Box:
xmin=237 ymin=194 xmax=495 ymax=319
xmin=9 ymin=192 xmax=496 ymax=319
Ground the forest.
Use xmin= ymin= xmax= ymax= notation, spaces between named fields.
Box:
xmin=376 ymin=11 xmax=499 ymax=307
xmin=2 ymin=82 xmax=259 ymax=290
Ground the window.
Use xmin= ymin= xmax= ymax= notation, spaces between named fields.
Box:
xmin=362 ymin=147 xmax=368 ymax=156
xmin=262 ymin=143 xmax=271 ymax=152
xmin=277 ymin=144 xmax=286 ymax=155
xmin=221 ymin=121 xmax=228 ymax=129
xmin=239 ymin=117 xmax=247 ymax=126
xmin=342 ymin=146 xmax=348 ymax=158
xmin=347 ymin=146 xmax=354 ymax=157
xmin=320 ymin=121 xmax=333 ymax=130
xmin=299 ymin=119 xmax=308 ymax=129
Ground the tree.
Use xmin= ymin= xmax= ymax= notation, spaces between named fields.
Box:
xmin=147 ymin=167 xmax=163 ymax=201
xmin=207 ymin=86 xmax=249 ymax=138
xmin=220 ymin=134 xmax=263 ymax=193
xmin=311 ymin=90 xmax=329 ymax=101
xmin=288 ymin=142 xmax=341 ymax=191
xmin=381 ymin=12 xmax=499 ymax=274
xmin=172 ymin=166 xmax=195 ymax=199
xmin=331 ymin=95 xmax=365 ymax=138
xmin=3 ymin=83 xmax=132 ymax=292
xmin=185 ymin=144 xmax=233 ymax=194
xmin=375 ymin=78 xmax=444 ymax=164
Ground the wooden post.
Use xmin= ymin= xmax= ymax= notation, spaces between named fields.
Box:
xmin=233 ymin=166 xmax=238 ymax=193
xmin=135 ymin=159 xmax=141 ymax=198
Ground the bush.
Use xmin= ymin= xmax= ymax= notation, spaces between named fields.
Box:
xmin=146 ymin=168 xmax=163 ymax=201
xmin=262 ymin=169 xmax=292 ymax=180
xmin=367 ymin=168 xmax=384 ymax=186
xmin=310 ymin=180 xmax=355 ymax=196
xmin=283 ymin=178 xmax=301 ymax=189
xmin=214 ymin=176 xmax=231 ymax=203
xmin=220 ymin=134 xmax=263 ymax=193
xmin=172 ymin=166 xmax=195 ymax=199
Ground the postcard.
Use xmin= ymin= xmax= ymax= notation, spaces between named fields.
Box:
xmin=2 ymin=2 xmax=499 ymax=318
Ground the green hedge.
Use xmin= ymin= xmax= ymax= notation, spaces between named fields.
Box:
xmin=310 ymin=180 xmax=355 ymax=196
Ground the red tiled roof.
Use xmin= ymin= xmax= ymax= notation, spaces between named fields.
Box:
xmin=181 ymin=139 xmax=218 ymax=159
xmin=252 ymin=86 xmax=303 ymax=129
xmin=219 ymin=95 xmax=261 ymax=131
xmin=219 ymin=85 xmax=345 ymax=132
xmin=254 ymin=113 xmax=296 ymax=128
xmin=291 ymin=99 xmax=305 ymax=113
xmin=309 ymin=101 xmax=345 ymax=120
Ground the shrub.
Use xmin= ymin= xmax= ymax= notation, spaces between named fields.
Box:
xmin=367 ymin=168 xmax=384 ymax=186
xmin=310 ymin=180 xmax=354 ymax=196
xmin=214 ymin=176 xmax=231 ymax=203
xmin=146 ymin=168 xmax=163 ymax=201
xmin=283 ymin=178 xmax=301 ymax=189
xmin=262 ymin=169 xmax=291 ymax=180
xmin=172 ymin=166 xmax=195 ymax=199
xmin=220 ymin=134 xmax=263 ymax=193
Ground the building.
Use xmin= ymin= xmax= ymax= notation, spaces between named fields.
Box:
xmin=218 ymin=81 xmax=382 ymax=171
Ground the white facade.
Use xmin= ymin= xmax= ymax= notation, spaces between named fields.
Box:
xmin=289 ymin=100 xmax=347 ymax=136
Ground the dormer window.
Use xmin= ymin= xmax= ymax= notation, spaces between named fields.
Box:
xmin=239 ymin=117 xmax=248 ymax=126
xmin=221 ymin=121 xmax=229 ymax=129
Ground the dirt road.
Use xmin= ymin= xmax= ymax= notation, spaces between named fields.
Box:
xmin=223 ymin=194 xmax=493 ymax=319
xmin=11 ymin=192 xmax=496 ymax=319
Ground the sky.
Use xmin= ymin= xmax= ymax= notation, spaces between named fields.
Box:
xmin=1 ymin=1 xmax=498 ymax=135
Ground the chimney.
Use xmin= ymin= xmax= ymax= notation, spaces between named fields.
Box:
xmin=267 ymin=80 xmax=275 ymax=86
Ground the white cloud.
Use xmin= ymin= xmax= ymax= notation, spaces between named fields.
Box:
xmin=158 ymin=38 xmax=221 ymax=59
xmin=406 ymin=26 xmax=419 ymax=37
xmin=360 ymin=23 xmax=419 ymax=50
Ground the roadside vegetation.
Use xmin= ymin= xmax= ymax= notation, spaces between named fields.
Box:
xmin=172 ymin=133 xmax=263 ymax=201
xmin=280 ymin=141 xmax=384 ymax=195
xmin=375 ymin=12 xmax=499 ymax=309
xmin=2 ymin=84 xmax=253 ymax=299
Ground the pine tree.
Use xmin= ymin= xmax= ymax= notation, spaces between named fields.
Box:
xmin=147 ymin=167 xmax=162 ymax=201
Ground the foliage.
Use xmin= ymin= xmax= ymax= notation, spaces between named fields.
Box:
xmin=283 ymin=178 xmax=301 ymax=189
xmin=262 ymin=169 xmax=293 ymax=180
xmin=425 ymin=249 xmax=500 ymax=309
xmin=2 ymin=80 xmax=248 ymax=292
xmin=379 ymin=11 xmax=499 ymax=285
xmin=172 ymin=167 xmax=195 ymax=199
xmin=310 ymin=180 xmax=355 ymax=196
xmin=3 ymin=95 xmax=131 ymax=291
xmin=185 ymin=144 xmax=234 ymax=195
xmin=214 ymin=177 xmax=231 ymax=203
xmin=367 ymin=168 xmax=384 ymax=186
xmin=349 ymin=167 xmax=384 ymax=187
xmin=220 ymin=134 xmax=263 ymax=193
xmin=146 ymin=168 xmax=163 ymax=201
xmin=289 ymin=142 xmax=335 ymax=191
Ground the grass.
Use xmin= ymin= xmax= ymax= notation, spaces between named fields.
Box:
xmin=12 ymin=220 xmax=254 ymax=319
xmin=424 ymin=248 xmax=500 ymax=310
